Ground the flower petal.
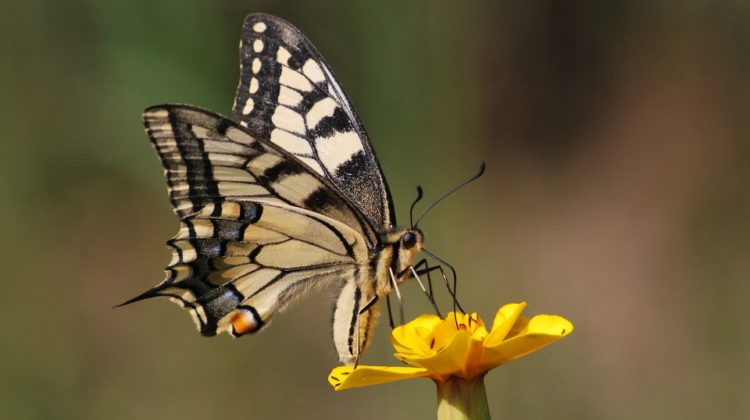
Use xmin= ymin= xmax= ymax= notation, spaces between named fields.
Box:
xmin=328 ymin=365 xmax=430 ymax=391
xmin=442 ymin=312 xmax=488 ymax=340
xmin=405 ymin=313 xmax=444 ymax=330
xmin=480 ymin=314 xmax=573 ymax=371
xmin=462 ymin=336 xmax=487 ymax=380
xmin=396 ymin=330 xmax=472 ymax=375
xmin=484 ymin=302 xmax=527 ymax=348
xmin=391 ymin=314 xmax=443 ymax=356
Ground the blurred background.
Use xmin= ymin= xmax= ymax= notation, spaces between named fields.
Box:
xmin=2 ymin=0 xmax=748 ymax=418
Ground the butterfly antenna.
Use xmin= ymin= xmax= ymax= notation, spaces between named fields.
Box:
xmin=414 ymin=162 xmax=485 ymax=228
xmin=409 ymin=186 xmax=424 ymax=229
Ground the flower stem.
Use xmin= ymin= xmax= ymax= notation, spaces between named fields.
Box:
xmin=435 ymin=375 xmax=491 ymax=420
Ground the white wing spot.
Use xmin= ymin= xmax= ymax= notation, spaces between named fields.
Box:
xmin=271 ymin=105 xmax=306 ymax=135
xmin=280 ymin=67 xmax=313 ymax=92
xmin=252 ymin=22 xmax=267 ymax=33
xmin=202 ymin=139 xmax=251 ymax=154
xmin=191 ymin=125 xmax=210 ymax=138
xmin=226 ymin=126 xmax=255 ymax=145
xmin=218 ymin=182 xmax=267 ymax=197
xmin=170 ymin=181 xmax=190 ymax=193
xmin=299 ymin=157 xmax=325 ymax=176
xmin=191 ymin=304 xmax=208 ymax=326
xmin=242 ymin=98 xmax=254 ymax=115
xmin=149 ymin=108 xmax=169 ymax=118
xmin=148 ymin=122 xmax=173 ymax=133
xmin=302 ymin=59 xmax=326 ymax=84
xmin=169 ymin=242 xmax=196 ymax=266
xmin=252 ymin=58 xmax=261 ymax=74
xmin=208 ymin=153 xmax=246 ymax=167
xmin=315 ymin=131 xmax=364 ymax=171
xmin=270 ymin=128 xmax=313 ymax=155
xmin=306 ymin=97 xmax=338 ymax=129
xmin=253 ymin=39 xmax=264 ymax=52
xmin=272 ymin=173 xmax=322 ymax=204
xmin=277 ymin=47 xmax=291 ymax=65
xmin=249 ymin=153 xmax=284 ymax=172
xmin=249 ymin=77 xmax=259 ymax=94
xmin=213 ymin=167 xmax=255 ymax=184
xmin=278 ymin=85 xmax=303 ymax=107
xmin=191 ymin=219 xmax=215 ymax=237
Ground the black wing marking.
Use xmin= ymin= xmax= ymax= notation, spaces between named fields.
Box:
xmin=332 ymin=277 xmax=380 ymax=365
xmin=232 ymin=13 xmax=395 ymax=230
xmin=125 ymin=199 xmax=368 ymax=338
xmin=143 ymin=104 xmax=376 ymax=244
xmin=126 ymin=104 xmax=380 ymax=341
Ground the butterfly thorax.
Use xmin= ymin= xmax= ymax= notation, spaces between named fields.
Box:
xmin=370 ymin=227 xmax=424 ymax=295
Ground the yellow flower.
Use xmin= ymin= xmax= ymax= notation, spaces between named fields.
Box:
xmin=328 ymin=302 xmax=572 ymax=390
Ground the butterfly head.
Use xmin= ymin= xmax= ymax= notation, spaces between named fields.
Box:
xmin=380 ymin=227 xmax=425 ymax=283
xmin=382 ymin=227 xmax=424 ymax=250
xmin=400 ymin=228 xmax=424 ymax=252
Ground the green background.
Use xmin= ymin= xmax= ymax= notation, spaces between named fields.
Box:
xmin=2 ymin=0 xmax=748 ymax=418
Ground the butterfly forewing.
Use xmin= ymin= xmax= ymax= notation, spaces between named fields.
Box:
xmin=145 ymin=105 xmax=375 ymax=243
xmin=232 ymin=13 xmax=395 ymax=230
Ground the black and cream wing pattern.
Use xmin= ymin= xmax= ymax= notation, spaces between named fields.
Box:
xmin=232 ymin=13 xmax=395 ymax=229
xmin=128 ymin=103 xmax=380 ymax=333
xmin=123 ymin=14 xmax=416 ymax=365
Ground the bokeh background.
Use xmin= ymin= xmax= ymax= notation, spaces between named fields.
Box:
xmin=2 ymin=0 xmax=748 ymax=418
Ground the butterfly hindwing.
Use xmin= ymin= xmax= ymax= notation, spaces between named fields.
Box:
xmin=148 ymin=200 xmax=368 ymax=337
xmin=232 ymin=13 xmax=395 ymax=230
xmin=332 ymin=277 xmax=380 ymax=364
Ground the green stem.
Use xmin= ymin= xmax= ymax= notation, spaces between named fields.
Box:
xmin=435 ymin=375 xmax=491 ymax=420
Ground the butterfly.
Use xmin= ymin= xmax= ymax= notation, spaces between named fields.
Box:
xmin=123 ymin=13 xmax=457 ymax=365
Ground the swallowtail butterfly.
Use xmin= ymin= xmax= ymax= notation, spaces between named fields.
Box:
xmin=124 ymin=13 xmax=441 ymax=364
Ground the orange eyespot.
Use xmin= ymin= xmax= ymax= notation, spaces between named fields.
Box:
xmin=231 ymin=310 xmax=258 ymax=335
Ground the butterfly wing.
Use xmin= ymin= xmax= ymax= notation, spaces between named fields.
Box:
xmin=145 ymin=200 xmax=367 ymax=339
xmin=332 ymin=278 xmax=380 ymax=365
xmin=126 ymin=105 xmax=377 ymax=353
xmin=232 ymin=13 xmax=395 ymax=230
xmin=145 ymin=104 xmax=376 ymax=242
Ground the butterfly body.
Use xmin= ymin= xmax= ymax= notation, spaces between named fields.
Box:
xmin=125 ymin=14 xmax=428 ymax=364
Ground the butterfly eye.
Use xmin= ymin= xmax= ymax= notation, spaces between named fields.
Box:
xmin=402 ymin=232 xmax=417 ymax=249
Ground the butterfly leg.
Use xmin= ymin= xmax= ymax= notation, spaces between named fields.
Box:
xmin=385 ymin=294 xmax=395 ymax=329
xmin=396 ymin=260 xmax=440 ymax=313
xmin=412 ymin=260 xmax=445 ymax=318
xmin=359 ymin=295 xmax=379 ymax=313
xmin=412 ymin=258 xmax=443 ymax=295
xmin=406 ymin=265 xmax=443 ymax=318
xmin=388 ymin=268 xmax=405 ymax=325
xmin=413 ymin=259 xmax=465 ymax=313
